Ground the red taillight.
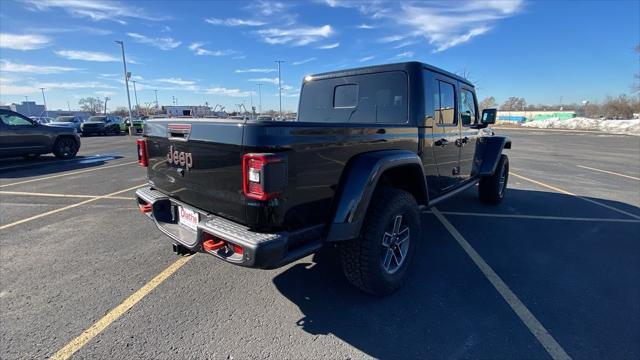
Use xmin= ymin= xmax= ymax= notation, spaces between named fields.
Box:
xmin=242 ymin=153 xmax=285 ymax=200
xmin=139 ymin=203 xmax=152 ymax=213
xmin=136 ymin=138 xmax=148 ymax=167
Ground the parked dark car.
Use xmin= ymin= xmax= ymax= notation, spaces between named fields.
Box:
xmin=135 ymin=61 xmax=509 ymax=296
xmin=49 ymin=115 xmax=84 ymax=133
xmin=0 ymin=109 xmax=81 ymax=159
xmin=81 ymin=115 xmax=121 ymax=135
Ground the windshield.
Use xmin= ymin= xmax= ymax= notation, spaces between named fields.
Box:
xmin=87 ymin=116 xmax=107 ymax=122
xmin=55 ymin=116 xmax=75 ymax=122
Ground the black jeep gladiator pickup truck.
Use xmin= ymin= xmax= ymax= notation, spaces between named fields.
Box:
xmin=135 ymin=61 xmax=510 ymax=296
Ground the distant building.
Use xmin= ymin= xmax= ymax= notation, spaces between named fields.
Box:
xmin=496 ymin=110 xmax=576 ymax=123
xmin=162 ymin=105 xmax=212 ymax=117
xmin=47 ymin=110 xmax=92 ymax=120
xmin=10 ymin=101 xmax=46 ymax=117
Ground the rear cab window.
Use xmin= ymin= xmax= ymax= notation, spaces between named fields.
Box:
xmin=298 ymin=71 xmax=408 ymax=124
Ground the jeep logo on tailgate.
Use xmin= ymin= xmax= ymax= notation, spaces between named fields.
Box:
xmin=167 ymin=145 xmax=193 ymax=170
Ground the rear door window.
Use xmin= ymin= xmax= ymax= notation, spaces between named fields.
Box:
xmin=298 ymin=71 xmax=408 ymax=124
xmin=435 ymin=81 xmax=456 ymax=125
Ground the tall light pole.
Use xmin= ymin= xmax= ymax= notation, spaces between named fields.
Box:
xmin=104 ymin=97 xmax=110 ymax=114
xmin=67 ymin=101 xmax=71 ymax=111
xmin=39 ymin=88 xmax=48 ymax=118
xmin=275 ymin=60 xmax=285 ymax=119
xmin=256 ymin=83 xmax=263 ymax=114
xmin=115 ymin=40 xmax=133 ymax=123
xmin=132 ymin=80 xmax=140 ymax=114
xmin=154 ymin=89 xmax=159 ymax=110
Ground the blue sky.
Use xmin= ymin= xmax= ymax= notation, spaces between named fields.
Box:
xmin=0 ymin=0 xmax=638 ymax=112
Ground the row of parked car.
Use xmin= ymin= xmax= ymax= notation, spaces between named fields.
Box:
xmin=0 ymin=109 xmax=146 ymax=160
xmin=31 ymin=115 xmax=145 ymax=136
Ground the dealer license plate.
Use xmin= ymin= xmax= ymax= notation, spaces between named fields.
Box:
xmin=178 ymin=205 xmax=199 ymax=231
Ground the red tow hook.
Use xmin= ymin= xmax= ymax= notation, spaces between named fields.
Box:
xmin=139 ymin=203 xmax=152 ymax=213
xmin=203 ymin=239 xmax=226 ymax=252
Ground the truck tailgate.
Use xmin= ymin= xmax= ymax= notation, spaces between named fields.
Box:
xmin=144 ymin=119 xmax=246 ymax=224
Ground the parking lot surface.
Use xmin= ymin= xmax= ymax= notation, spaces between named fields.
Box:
xmin=1 ymin=129 xmax=639 ymax=359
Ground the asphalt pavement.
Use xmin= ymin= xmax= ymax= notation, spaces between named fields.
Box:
xmin=1 ymin=129 xmax=638 ymax=359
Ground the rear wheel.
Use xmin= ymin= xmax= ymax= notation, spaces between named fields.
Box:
xmin=339 ymin=187 xmax=421 ymax=296
xmin=479 ymin=154 xmax=509 ymax=204
xmin=53 ymin=137 xmax=79 ymax=159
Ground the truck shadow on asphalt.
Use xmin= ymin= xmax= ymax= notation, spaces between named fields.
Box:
xmin=273 ymin=189 xmax=640 ymax=359
xmin=0 ymin=154 xmax=123 ymax=179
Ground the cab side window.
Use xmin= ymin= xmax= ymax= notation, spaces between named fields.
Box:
xmin=0 ymin=112 xmax=34 ymax=126
xmin=459 ymin=89 xmax=477 ymax=126
xmin=435 ymin=81 xmax=456 ymax=125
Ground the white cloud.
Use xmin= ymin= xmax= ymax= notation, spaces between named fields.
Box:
xmin=55 ymin=50 xmax=119 ymax=62
xmin=393 ymin=40 xmax=419 ymax=49
xmin=156 ymin=78 xmax=196 ymax=86
xmin=395 ymin=1 xmax=524 ymax=52
xmin=292 ymin=57 xmax=317 ymax=65
xmin=0 ymin=60 xmax=78 ymax=74
xmin=95 ymin=90 xmax=115 ymax=97
xmin=317 ymin=42 xmax=340 ymax=49
xmin=393 ymin=51 xmax=414 ymax=59
xmin=257 ymin=25 xmax=333 ymax=46
xmin=127 ymin=33 xmax=181 ymax=50
xmin=206 ymin=87 xmax=254 ymax=97
xmin=205 ymin=18 xmax=266 ymax=26
xmin=379 ymin=35 xmax=406 ymax=43
xmin=235 ymin=68 xmax=277 ymax=73
xmin=37 ymin=81 xmax=116 ymax=90
xmin=22 ymin=0 xmax=168 ymax=24
xmin=0 ymin=33 xmax=50 ymax=50
xmin=0 ymin=77 xmax=36 ymax=95
xmin=357 ymin=23 xmax=375 ymax=29
xmin=359 ymin=55 xmax=375 ymax=62
xmin=188 ymin=42 xmax=236 ymax=56
xmin=248 ymin=77 xmax=279 ymax=85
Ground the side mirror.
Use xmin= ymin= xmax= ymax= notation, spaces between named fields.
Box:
xmin=481 ymin=108 xmax=497 ymax=125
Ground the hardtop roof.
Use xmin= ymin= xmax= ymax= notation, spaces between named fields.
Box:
xmin=309 ymin=61 xmax=474 ymax=87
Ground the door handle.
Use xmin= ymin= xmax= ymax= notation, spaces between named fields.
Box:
xmin=435 ymin=139 xmax=449 ymax=147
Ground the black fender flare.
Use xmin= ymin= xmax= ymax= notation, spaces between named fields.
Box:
xmin=475 ymin=136 xmax=511 ymax=176
xmin=325 ymin=150 xmax=427 ymax=242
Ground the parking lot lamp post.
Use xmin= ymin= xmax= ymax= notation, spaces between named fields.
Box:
xmin=154 ymin=89 xmax=159 ymax=112
xmin=40 ymin=88 xmax=48 ymax=118
xmin=275 ymin=60 xmax=284 ymax=119
xmin=256 ymin=83 xmax=263 ymax=114
xmin=132 ymin=80 xmax=140 ymax=115
xmin=115 ymin=40 xmax=133 ymax=134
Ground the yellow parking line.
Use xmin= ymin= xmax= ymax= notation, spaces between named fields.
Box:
xmin=0 ymin=161 xmax=138 ymax=188
xmin=511 ymin=172 xmax=640 ymax=220
xmin=0 ymin=184 xmax=144 ymax=230
xmin=576 ymin=165 xmax=640 ymax=181
xmin=426 ymin=210 xmax=640 ymax=223
xmin=0 ymin=190 xmax=133 ymax=200
xmin=50 ymin=255 xmax=194 ymax=360
xmin=432 ymin=208 xmax=571 ymax=360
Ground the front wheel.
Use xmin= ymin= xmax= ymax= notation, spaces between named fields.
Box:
xmin=339 ymin=187 xmax=421 ymax=296
xmin=478 ymin=154 xmax=509 ymax=204
xmin=53 ymin=137 xmax=79 ymax=159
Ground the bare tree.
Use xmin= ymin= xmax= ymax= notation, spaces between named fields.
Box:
xmin=479 ymin=96 xmax=497 ymax=112
xmin=499 ymin=97 xmax=527 ymax=111
xmin=111 ymin=107 xmax=129 ymax=117
xmin=78 ymin=97 xmax=103 ymax=115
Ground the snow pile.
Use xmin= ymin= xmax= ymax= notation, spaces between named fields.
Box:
xmin=521 ymin=117 xmax=640 ymax=135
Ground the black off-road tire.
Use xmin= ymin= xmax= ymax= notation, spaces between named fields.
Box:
xmin=478 ymin=154 xmax=509 ymax=204
xmin=339 ymin=187 xmax=421 ymax=296
xmin=52 ymin=137 xmax=79 ymax=160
